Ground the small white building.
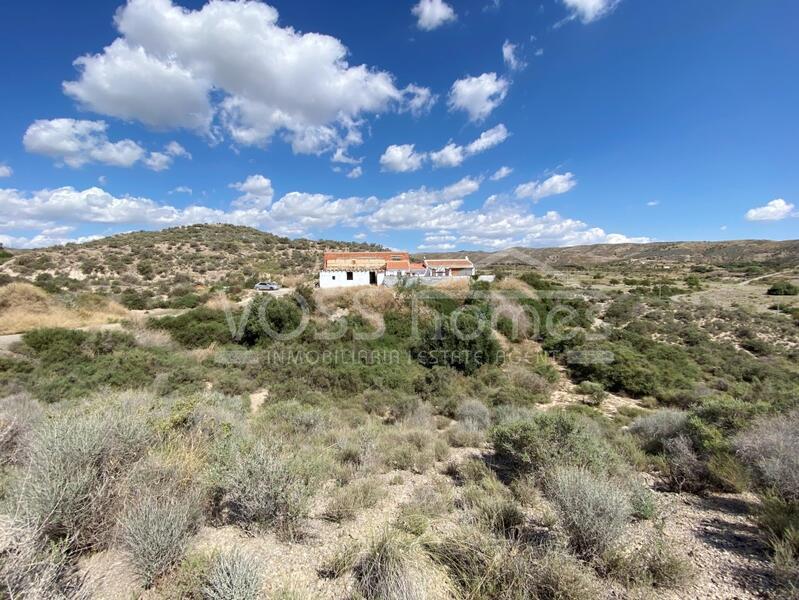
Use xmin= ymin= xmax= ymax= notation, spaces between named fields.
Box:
xmin=319 ymin=267 xmax=385 ymax=288
xmin=319 ymin=251 xmax=477 ymax=288
xmin=318 ymin=251 xmax=402 ymax=289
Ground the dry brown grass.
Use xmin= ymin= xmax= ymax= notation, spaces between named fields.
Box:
xmin=0 ymin=283 xmax=128 ymax=334
xmin=315 ymin=287 xmax=400 ymax=317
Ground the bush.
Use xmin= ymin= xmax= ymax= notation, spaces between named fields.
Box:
xmin=218 ymin=441 xmax=320 ymax=538
xmin=0 ymin=393 xmax=41 ymax=466
xmin=663 ymin=434 xmax=708 ymax=492
xmin=202 ymin=549 xmax=263 ymax=600
xmin=629 ymin=409 xmax=689 ymax=453
xmin=767 ymin=281 xmax=799 ymax=296
xmin=118 ymin=491 xmax=201 ymax=588
xmin=734 ymin=410 xmax=799 ymax=502
xmin=0 ymin=515 xmax=85 ymax=599
xmin=425 ymin=525 xmax=601 ymax=600
xmin=323 ymin=478 xmax=385 ymax=522
xmin=490 ymin=411 xmax=618 ymax=478
xmin=240 ymin=296 xmax=304 ymax=345
xmin=151 ymin=308 xmax=233 ymax=348
xmin=576 ymin=381 xmax=607 ymax=407
xmin=604 ymin=533 xmax=691 ymax=589
xmin=353 ymin=529 xmax=454 ymax=600
xmin=16 ymin=409 xmax=151 ymax=550
xmin=546 ymin=466 xmax=631 ymax=559
xmin=456 ymin=399 xmax=490 ymax=430
xmin=413 ymin=310 xmax=502 ymax=375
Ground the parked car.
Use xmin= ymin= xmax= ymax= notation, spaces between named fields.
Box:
xmin=254 ymin=281 xmax=281 ymax=291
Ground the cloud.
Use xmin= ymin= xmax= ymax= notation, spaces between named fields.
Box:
xmin=0 ymin=228 xmax=104 ymax=249
xmin=560 ymin=0 xmax=621 ymax=24
xmin=365 ymin=176 xmax=481 ymax=231
xmin=165 ymin=141 xmax=191 ymax=159
xmin=448 ymin=73 xmax=509 ymax=122
xmin=62 ymin=0 xmax=425 ymax=157
xmin=24 ymin=119 xmax=145 ymax=168
xmin=745 ymin=198 xmax=795 ymax=221
xmin=346 ymin=166 xmax=363 ymax=179
xmin=430 ymin=124 xmax=509 ymax=168
xmin=401 ymin=84 xmax=438 ymax=116
xmin=379 ymin=144 xmax=426 ymax=173
xmin=412 ymin=0 xmax=456 ymax=31
xmin=169 ymin=186 xmax=192 ymax=195
xmin=230 ymin=174 xmax=274 ymax=209
xmin=646 ymin=200 xmax=659 ymax=207
xmin=23 ymin=118 xmax=189 ymax=171
xmin=515 ymin=172 xmax=577 ymax=202
xmin=0 ymin=165 xmax=11 ymax=178
xmin=490 ymin=166 xmax=513 ymax=181
xmin=502 ymin=41 xmax=525 ymax=71
xmin=331 ymin=147 xmax=362 ymax=165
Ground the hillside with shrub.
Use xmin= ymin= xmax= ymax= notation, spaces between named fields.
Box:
xmin=0 ymin=233 xmax=797 ymax=598
xmin=0 ymin=224 xmax=382 ymax=302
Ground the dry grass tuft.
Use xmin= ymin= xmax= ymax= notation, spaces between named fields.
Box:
xmin=354 ymin=528 xmax=455 ymax=600
xmin=0 ymin=283 xmax=127 ymax=334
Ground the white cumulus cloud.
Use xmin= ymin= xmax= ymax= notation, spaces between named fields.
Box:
xmin=745 ymin=198 xmax=795 ymax=222
xmin=230 ymin=174 xmax=274 ymax=209
xmin=448 ymin=73 xmax=509 ymax=122
xmin=412 ymin=0 xmax=457 ymax=31
xmin=379 ymin=144 xmax=427 ymax=173
xmin=430 ymin=124 xmax=509 ymax=168
xmin=561 ymin=0 xmax=621 ymax=24
xmin=515 ymin=172 xmax=577 ymax=202
xmin=0 ymin=165 xmax=12 ymax=178
xmin=23 ymin=118 xmax=189 ymax=171
xmin=62 ymin=0 xmax=430 ymax=158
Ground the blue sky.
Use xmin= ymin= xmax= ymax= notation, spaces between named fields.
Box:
xmin=0 ymin=0 xmax=797 ymax=250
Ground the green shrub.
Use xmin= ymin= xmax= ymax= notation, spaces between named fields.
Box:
xmin=151 ymin=308 xmax=233 ymax=348
xmin=118 ymin=491 xmax=201 ymax=588
xmin=767 ymin=281 xmax=799 ymax=296
xmin=629 ymin=409 xmax=689 ymax=453
xmin=240 ymin=296 xmax=304 ymax=345
xmin=604 ymin=534 xmax=691 ymax=589
xmin=202 ymin=549 xmax=263 ymax=600
xmin=218 ymin=441 xmax=320 ymax=538
xmin=16 ymin=409 xmax=151 ymax=550
xmin=546 ymin=466 xmax=631 ymax=559
xmin=323 ymin=478 xmax=385 ymax=522
xmin=576 ymin=381 xmax=607 ymax=406
xmin=413 ymin=310 xmax=502 ymax=375
xmin=456 ymin=399 xmax=490 ymax=430
xmin=354 ymin=529 xmax=454 ymax=600
xmin=490 ymin=411 xmax=618 ymax=478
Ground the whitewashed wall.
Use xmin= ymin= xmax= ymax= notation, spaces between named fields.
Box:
xmin=319 ymin=270 xmax=384 ymax=288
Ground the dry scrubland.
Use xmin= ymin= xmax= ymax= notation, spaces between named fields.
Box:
xmin=0 ymin=226 xmax=798 ymax=599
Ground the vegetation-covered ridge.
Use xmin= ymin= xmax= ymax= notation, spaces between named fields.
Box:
xmin=0 ymin=223 xmax=383 ymax=295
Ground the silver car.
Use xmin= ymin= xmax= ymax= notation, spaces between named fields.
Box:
xmin=254 ymin=281 xmax=280 ymax=291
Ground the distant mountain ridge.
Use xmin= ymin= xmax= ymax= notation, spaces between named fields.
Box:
xmin=420 ymin=239 xmax=799 ymax=269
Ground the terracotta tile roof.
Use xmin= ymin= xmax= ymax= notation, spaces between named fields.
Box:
xmin=409 ymin=262 xmax=425 ymax=271
xmin=323 ymin=251 xmax=410 ymax=271
xmin=424 ymin=258 xmax=474 ymax=269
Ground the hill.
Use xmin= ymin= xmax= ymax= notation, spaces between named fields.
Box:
xmin=0 ymin=224 xmax=382 ymax=296
xmin=422 ymin=239 xmax=799 ymax=269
